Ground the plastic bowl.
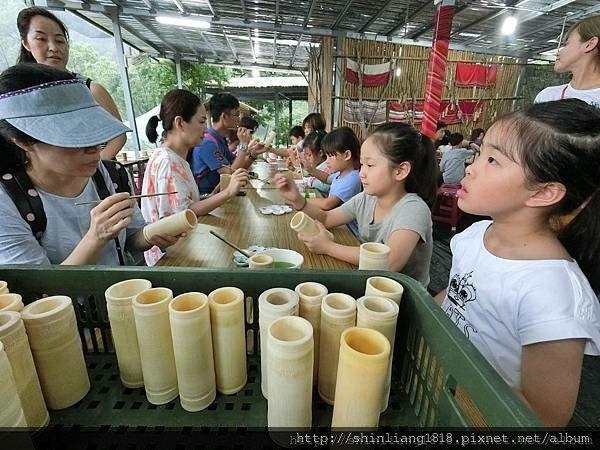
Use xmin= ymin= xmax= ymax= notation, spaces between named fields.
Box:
xmin=257 ymin=248 xmax=303 ymax=269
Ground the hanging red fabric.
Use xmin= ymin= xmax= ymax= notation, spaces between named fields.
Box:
xmin=455 ymin=63 xmax=498 ymax=88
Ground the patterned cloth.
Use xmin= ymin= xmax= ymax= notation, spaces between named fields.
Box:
xmin=141 ymin=147 xmax=200 ymax=265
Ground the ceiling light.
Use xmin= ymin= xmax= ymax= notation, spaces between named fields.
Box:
xmin=500 ymin=16 xmax=517 ymax=35
xmin=395 ymin=67 xmax=401 ymax=77
xmin=156 ymin=16 xmax=210 ymax=29
xmin=459 ymin=32 xmax=481 ymax=38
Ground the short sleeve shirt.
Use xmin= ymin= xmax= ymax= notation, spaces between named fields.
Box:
xmin=535 ymin=83 xmax=600 ymax=109
xmin=341 ymin=192 xmax=433 ymax=287
xmin=189 ymin=128 xmax=235 ymax=194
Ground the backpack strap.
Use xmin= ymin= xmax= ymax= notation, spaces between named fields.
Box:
xmin=0 ymin=170 xmax=46 ymax=239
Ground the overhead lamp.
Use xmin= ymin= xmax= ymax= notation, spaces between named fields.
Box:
xmin=156 ymin=15 xmax=211 ymax=29
xmin=500 ymin=16 xmax=517 ymax=35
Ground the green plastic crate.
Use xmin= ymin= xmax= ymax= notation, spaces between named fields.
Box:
xmin=0 ymin=265 xmax=541 ymax=430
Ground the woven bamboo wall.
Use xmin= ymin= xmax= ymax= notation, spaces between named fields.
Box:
xmin=308 ymin=36 xmax=335 ymax=131
xmin=338 ymin=36 xmax=524 ymax=141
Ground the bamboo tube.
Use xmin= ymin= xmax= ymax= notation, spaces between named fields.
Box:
xmin=258 ymin=287 xmax=299 ymax=398
xmin=365 ymin=276 xmax=404 ymax=305
xmin=0 ymin=312 xmax=48 ymax=428
xmin=143 ymin=209 xmax=197 ymax=242
xmin=208 ymin=287 xmax=247 ymax=395
xmin=132 ymin=288 xmax=178 ymax=405
xmin=169 ymin=292 xmax=216 ymax=412
xmin=331 ymin=327 xmax=390 ymax=429
xmin=21 ymin=296 xmax=90 ymax=410
xmin=318 ymin=293 xmax=356 ymax=405
xmin=0 ymin=294 xmax=24 ymax=313
xmin=105 ymin=278 xmax=152 ymax=388
xmin=0 ymin=342 xmax=26 ymax=427
xmin=356 ymin=296 xmax=399 ymax=412
xmin=290 ymin=212 xmax=319 ymax=236
xmin=359 ymin=242 xmax=391 ymax=270
xmin=295 ymin=282 xmax=328 ymax=385
xmin=267 ymin=316 xmax=313 ymax=429
xmin=0 ymin=281 xmax=8 ymax=295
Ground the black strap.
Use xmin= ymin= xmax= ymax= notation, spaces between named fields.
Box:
xmin=93 ymin=161 xmax=133 ymax=266
xmin=0 ymin=171 xmax=46 ymax=239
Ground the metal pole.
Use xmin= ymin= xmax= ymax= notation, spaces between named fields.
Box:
xmin=175 ymin=56 xmax=183 ymax=89
xmin=274 ymin=92 xmax=280 ymax=147
xmin=333 ymin=32 xmax=344 ymax=128
xmin=110 ymin=13 xmax=141 ymax=156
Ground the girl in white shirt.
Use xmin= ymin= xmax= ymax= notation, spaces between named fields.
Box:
xmin=436 ymin=98 xmax=600 ymax=427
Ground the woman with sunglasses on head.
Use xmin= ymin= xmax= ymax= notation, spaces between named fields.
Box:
xmin=0 ymin=63 xmax=181 ymax=266
xmin=17 ymin=6 xmax=127 ymax=160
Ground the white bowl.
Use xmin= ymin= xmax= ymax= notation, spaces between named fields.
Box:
xmin=257 ymin=248 xmax=303 ymax=269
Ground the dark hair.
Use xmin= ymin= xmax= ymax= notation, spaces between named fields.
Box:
xmin=449 ymin=132 xmax=464 ymax=147
xmin=369 ymin=122 xmax=437 ymax=207
xmin=303 ymin=130 xmax=326 ymax=158
xmin=146 ymin=89 xmax=202 ymax=144
xmin=491 ymin=99 xmax=600 ymax=293
xmin=302 ymin=113 xmax=326 ymax=132
xmin=0 ymin=63 xmax=74 ymax=171
xmin=321 ymin=127 xmax=361 ymax=169
xmin=240 ymin=116 xmax=258 ymax=133
xmin=470 ymin=128 xmax=485 ymax=142
xmin=17 ymin=7 xmax=69 ymax=64
xmin=434 ymin=129 xmax=451 ymax=148
xmin=288 ymin=125 xmax=305 ymax=139
xmin=436 ymin=121 xmax=447 ymax=131
xmin=207 ymin=92 xmax=239 ymax=123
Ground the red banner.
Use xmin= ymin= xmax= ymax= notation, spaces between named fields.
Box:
xmin=421 ymin=1 xmax=456 ymax=140
xmin=455 ymin=63 xmax=498 ymax=88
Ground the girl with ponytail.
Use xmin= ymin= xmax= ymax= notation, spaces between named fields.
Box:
xmin=436 ymin=98 xmax=600 ymax=427
xmin=274 ymin=122 xmax=436 ymax=287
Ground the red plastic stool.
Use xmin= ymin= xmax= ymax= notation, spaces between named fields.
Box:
xmin=432 ymin=183 xmax=462 ymax=232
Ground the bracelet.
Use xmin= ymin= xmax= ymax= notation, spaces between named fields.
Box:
xmin=297 ymin=197 xmax=308 ymax=211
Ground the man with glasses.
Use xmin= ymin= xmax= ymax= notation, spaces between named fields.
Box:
xmin=189 ymin=92 xmax=265 ymax=194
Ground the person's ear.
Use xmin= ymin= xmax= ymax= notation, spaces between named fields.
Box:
xmin=343 ymin=149 xmax=352 ymax=161
xmin=21 ymin=39 xmax=31 ymax=53
xmin=12 ymin=138 xmax=32 ymax=152
xmin=584 ymin=36 xmax=599 ymax=53
xmin=173 ymin=116 xmax=185 ymax=131
xmin=526 ymin=182 xmax=566 ymax=208
xmin=394 ymin=161 xmax=412 ymax=181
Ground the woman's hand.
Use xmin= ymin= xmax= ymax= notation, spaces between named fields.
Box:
xmin=273 ymin=173 xmax=303 ymax=208
xmin=237 ymin=127 xmax=252 ymax=145
xmin=87 ymin=192 xmax=134 ymax=244
xmin=226 ymin=168 xmax=249 ymax=197
xmin=298 ymin=221 xmax=333 ymax=254
xmin=248 ymin=139 xmax=267 ymax=156
xmin=146 ymin=232 xmax=184 ymax=250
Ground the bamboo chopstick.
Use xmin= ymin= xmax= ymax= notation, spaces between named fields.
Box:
xmin=74 ymin=191 xmax=177 ymax=206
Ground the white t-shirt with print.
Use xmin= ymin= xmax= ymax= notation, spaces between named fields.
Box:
xmin=535 ymin=83 xmax=600 ymax=109
xmin=441 ymin=220 xmax=600 ymax=389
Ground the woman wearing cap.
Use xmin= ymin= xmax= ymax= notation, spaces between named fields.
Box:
xmin=16 ymin=6 xmax=126 ymax=160
xmin=0 ymin=63 xmax=180 ymax=265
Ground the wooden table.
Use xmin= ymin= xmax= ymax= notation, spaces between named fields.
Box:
xmin=157 ymin=166 xmax=359 ymax=269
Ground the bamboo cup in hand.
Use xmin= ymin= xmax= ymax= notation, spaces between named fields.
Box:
xmin=143 ymin=209 xmax=197 ymax=242
xmin=290 ymin=212 xmax=319 ymax=236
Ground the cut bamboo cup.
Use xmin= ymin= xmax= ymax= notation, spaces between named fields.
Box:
xmin=267 ymin=316 xmax=313 ymax=429
xmin=258 ymin=287 xmax=299 ymax=399
xmin=248 ymin=254 xmax=274 ymax=269
xmin=21 ymin=296 xmax=90 ymax=410
xmin=142 ymin=209 xmax=197 ymax=242
xmin=318 ymin=293 xmax=356 ymax=405
xmin=263 ymin=131 xmax=277 ymax=147
xmin=219 ymin=173 xmax=232 ymax=192
xmin=105 ymin=278 xmax=152 ymax=388
xmin=331 ymin=327 xmax=390 ymax=429
xmin=0 ymin=312 xmax=48 ymax=428
xmin=208 ymin=287 xmax=247 ymax=395
xmin=290 ymin=212 xmax=319 ymax=236
xmin=169 ymin=292 xmax=216 ymax=412
xmin=0 ymin=281 xmax=8 ymax=295
xmin=365 ymin=276 xmax=404 ymax=305
xmin=295 ymin=282 xmax=328 ymax=385
xmin=359 ymin=242 xmax=391 ymax=270
xmin=356 ymin=296 xmax=399 ymax=412
xmin=132 ymin=288 xmax=178 ymax=405
xmin=0 ymin=294 xmax=24 ymax=312
xmin=0 ymin=341 xmax=26 ymax=427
